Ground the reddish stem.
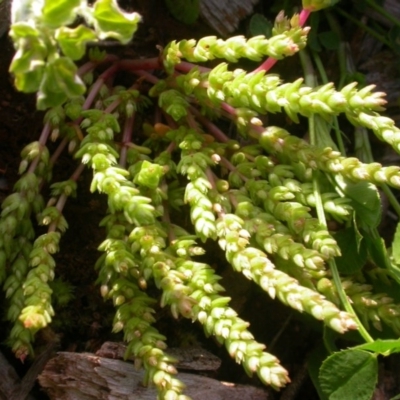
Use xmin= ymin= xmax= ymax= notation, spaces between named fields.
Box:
xmin=299 ymin=9 xmax=312 ymax=27
xmin=175 ymin=61 xmax=211 ymax=74
xmin=253 ymin=8 xmax=312 ymax=73
xmin=189 ymin=106 xmax=230 ymax=143
xmin=132 ymin=70 xmax=160 ymax=84
xmin=120 ymin=114 xmax=135 ymax=168
xmin=119 ymin=57 xmax=162 ymax=71
xmin=28 ymin=122 xmax=51 ymax=174
xmin=48 ymin=163 xmax=86 ymax=233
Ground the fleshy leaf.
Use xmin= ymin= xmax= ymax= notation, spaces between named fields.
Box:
xmin=37 ymin=58 xmax=86 ymax=109
xmin=319 ymin=349 xmax=378 ymax=400
xmin=135 ymin=161 xmax=165 ymax=190
xmin=10 ymin=38 xmax=46 ymax=75
xmin=93 ymin=0 xmax=141 ymax=44
xmin=9 ymin=24 xmax=47 ymax=87
xmin=56 ymin=26 xmax=97 ymax=60
xmin=42 ymin=0 xmax=80 ymax=28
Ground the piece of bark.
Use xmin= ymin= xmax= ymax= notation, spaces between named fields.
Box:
xmin=0 ymin=351 xmax=36 ymax=400
xmin=0 ymin=0 xmax=11 ymax=37
xmin=96 ymin=342 xmax=222 ymax=372
xmin=38 ymin=351 xmax=270 ymax=400
xmin=200 ymin=0 xmax=259 ymax=37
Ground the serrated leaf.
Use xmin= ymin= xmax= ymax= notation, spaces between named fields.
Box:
xmin=392 ymin=222 xmax=400 ymax=264
xmin=42 ymin=0 xmax=80 ymax=28
xmin=319 ymin=349 xmax=378 ymax=400
xmin=93 ymin=0 xmax=141 ymax=44
xmin=56 ymin=26 xmax=97 ymax=60
xmin=307 ymin=343 xmax=329 ymax=400
xmin=318 ymin=31 xmax=340 ymax=50
xmin=165 ymin=0 xmax=199 ymax=25
xmin=340 ymin=180 xmax=381 ymax=229
xmin=249 ymin=14 xmax=273 ymax=38
xmin=362 ymin=229 xmax=392 ymax=270
xmin=334 ymin=227 xmax=367 ymax=274
xmin=355 ymin=339 xmax=400 ymax=356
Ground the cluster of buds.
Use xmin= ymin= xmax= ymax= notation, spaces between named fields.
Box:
xmin=258 ymin=126 xmax=400 ymax=189
xmin=0 ymin=136 xmax=55 ymax=358
xmin=318 ymin=278 xmax=400 ymax=334
xmin=160 ymin=255 xmax=291 ymax=390
xmin=103 ymin=275 xmax=185 ymax=398
xmin=203 ymin=66 xmax=387 ymax=125
xmin=97 ymin=212 xmax=188 ymax=398
xmin=176 ymin=130 xmax=221 ymax=241
xmin=163 ymin=22 xmax=310 ymax=72
xmin=17 ymin=233 xmax=59 ymax=331
xmin=215 ymin=212 xmax=357 ymax=332
xmin=237 ymin=200 xmax=328 ymax=277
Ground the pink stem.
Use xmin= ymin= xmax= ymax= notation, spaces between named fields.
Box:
xmin=120 ymin=114 xmax=135 ymax=168
xmin=132 ymin=70 xmax=160 ymax=84
xmin=119 ymin=57 xmax=162 ymax=71
xmin=189 ymin=106 xmax=230 ymax=143
xmin=253 ymin=8 xmax=312 ymax=73
xmin=299 ymin=9 xmax=312 ymax=26
xmin=175 ymin=61 xmax=211 ymax=74
xmin=28 ymin=122 xmax=51 ymax=173
xmin=49 ymin=163 xmax=86 ymax=233
xmin=220 ymin=157 xmax=248 ymax=182
xmin=50 ymin=137 xmax=68 ymax=165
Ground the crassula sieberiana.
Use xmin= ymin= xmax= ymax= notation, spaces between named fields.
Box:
xmin=2 ymin=0 xmax=400 ymax=398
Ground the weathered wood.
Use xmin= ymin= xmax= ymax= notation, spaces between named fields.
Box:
xmin=0 ymin=0 xmax=11 ymax=37
xmin=0 ymin=351 xmax=36 ymax=400
xmin=200 ymin=0 xmax=259 ymax=36
xmin=38 ymin=351 xmax=270 ymax=400
xmin=96 ymin=342 xmax=222 ymax=372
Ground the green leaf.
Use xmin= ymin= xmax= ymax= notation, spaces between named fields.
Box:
xmin=318 ymin=31 xmax=340 ymax=50
xmin=37 ymin=58 xmax=86 ymax=109
xmin=362 ymin=229 xmax=392 ymax=270
xmin=14 ymin=69 xmax=46 ymax=93
xmin=249 ymin=14 xmax=273 ymax=38
xmin=354 ymin=339 xmax=400 ymax=356
xmin=135 ymin=161 xmax=165 ymax=189
xmin=334 ymin=227 xmax=367 ymax=274
xmin=307 ymin=343 xmax=329 ymax=400
xmin=93 ymin=0 xmax=141 ymax=44
xmin=319 ymin=349 xmax=378 ymax=400
xmin=56 ymin=26 xmax=97 ymax=60
xmin=392 ymin=222 xmax=400 ymax=264
xmin=388 ymin=25 xmax=400 ymax=55
xmin=340 ymin=179 xmax=381 ymax=229
xmin=42 ymin=0 xmax=80 ymax=28
xmin=165 ymin=0 xmax=200 ymax=25
xmin=9 ymin=24 xmax=47 ymax=75
xmin=9 ymin=26 xmax=47 ymax=92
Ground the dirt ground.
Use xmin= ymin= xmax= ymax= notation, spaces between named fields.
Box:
xmin=1 ymin=3 xmax=400 ymax=399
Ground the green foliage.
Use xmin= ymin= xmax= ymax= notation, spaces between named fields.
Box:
xmin=9 ymin=0 xmax=140 ymax=109
xmin=165 ymin=0 xmax=200 ymax=25
xmin=3 ymin=0 xmax=400 ymax=398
